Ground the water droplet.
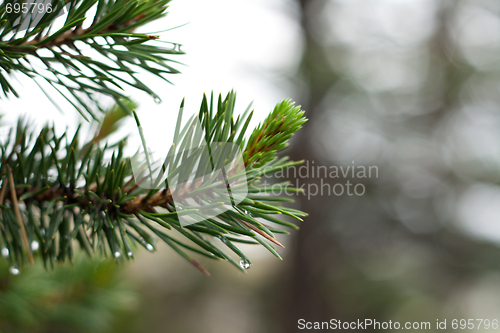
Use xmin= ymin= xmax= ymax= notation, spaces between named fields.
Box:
xmin=127 ymin=251 xmax=133 ymax=257
xmin=63 ymin=235 xmax=70 ymax=240
xmin=153 ymin=96 xmax=162 ymax=104
xmin=1 ymin=248 xmax=9 ymax=258
xmin=31 ymin=241 xmax=40 ymax=252
xmin=40 ymin=229 xmax=46 ymax=235
xmin=244 ymin=209 xmax=248 ymax=214
xmin=114 ymin=251 xmax=121 ymax=258
xmin=146 ymin=244 xmax=154 ymax=252
xmin=239 ymin=258 xmax=250 ymax=270
xmin=9 ymin=266 xmax=20 ymax=275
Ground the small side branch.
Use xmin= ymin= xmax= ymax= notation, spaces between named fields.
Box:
xmin=7 ymin=166 xmax=34 ymax=265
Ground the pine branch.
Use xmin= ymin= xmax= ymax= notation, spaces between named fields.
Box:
xmin=0 ymin=92 xmax=307 ymax=274
xmin=0 ymin=0 xmax=182 ymax=119
xmin=0 ymin=1 xmax=309 ymax=274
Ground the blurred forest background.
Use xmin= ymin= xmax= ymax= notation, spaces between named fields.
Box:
xmin=4 ymin=0 xmax=500 ymax=332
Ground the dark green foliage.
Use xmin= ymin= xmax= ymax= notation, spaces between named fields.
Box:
xmin=0 ymin=257 xmax=135 ymax=332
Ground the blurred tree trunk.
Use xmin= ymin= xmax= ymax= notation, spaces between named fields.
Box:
xmin=277 ymin=1 xmax=343 ymax=331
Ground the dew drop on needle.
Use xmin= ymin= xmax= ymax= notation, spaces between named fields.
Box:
xmin=239 ymin=259 xmax=250 ymax=270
